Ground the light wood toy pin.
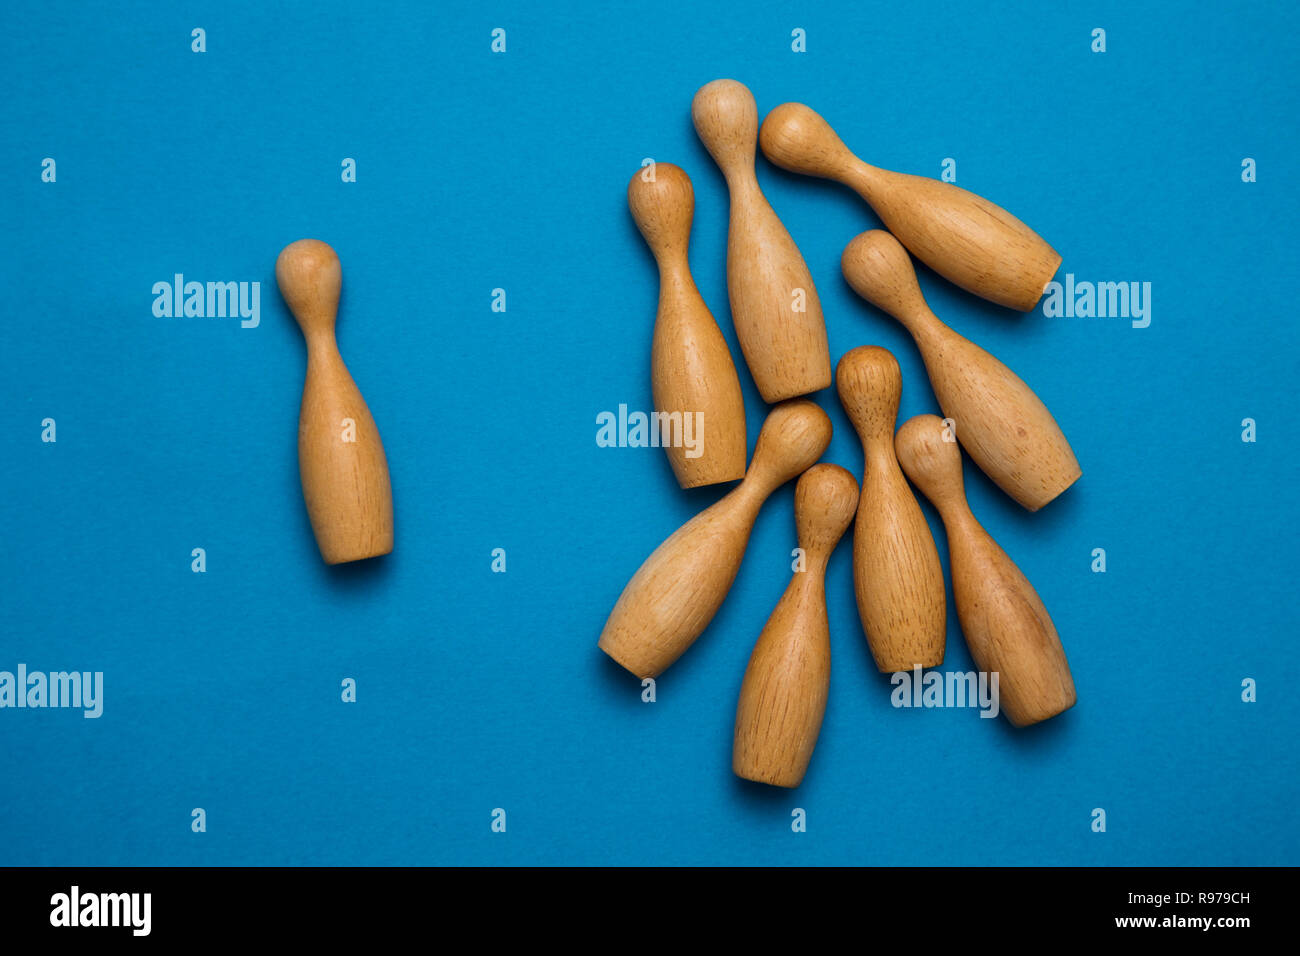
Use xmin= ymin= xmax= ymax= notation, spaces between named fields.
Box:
xmin=836 ymin=346 xmax=946 ymax=670
xmin=895 ymin=414 xmax=1076 ymax=726
xmin=628 ymin=162 xmax=748 ymax=487
xmin=760 ymin=102 xmax=1061 ymax=312
xmin=733 ymin=463 xmax=858 ymax=788
xmin=692 ymin=80 xmax=831 ymax=402
xmin=276 ymin=239 xmax=394 ymax=565
xmin=599 ymin=400 xmax=832 ymax=678
xmin=842 ymin=230 xmax=1080 ymax=512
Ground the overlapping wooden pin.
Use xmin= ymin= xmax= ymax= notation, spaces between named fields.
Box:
xmin=733 ymin=463 xmax=857 ymax=788
xmin=842 ymin=230 xmax=1080 ymax=511
xmin=276 ymin=239 xmax=394 ymax=564
xmin=599 ymin=400 xmax=832 ymax=678
xmin=628 ymin=162 xmax=747 ymax=487
xmin=760 ymin=102 xmax=1060 ymax=311
xmin=693 ymin=79 xmax=831 ymax=402
xmin=895 ymin=415 xmax=1076 ymax=726
xmin=836 ymin=346 xmax=946 ymax=670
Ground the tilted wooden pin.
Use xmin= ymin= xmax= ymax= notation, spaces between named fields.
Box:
xmin=692 ymin=80 xmax=831 ymax=402
xmin=599 ymin=400 xmax=832 ymax=678
xmin=628 ymin=162 xmax=747 ymax=487
xmin=760 ymin=102 xmax=1061 ymax=311
xmin=276 ymin=239 xmax=394 ymax=564
xmin=733 ymin=463 xmax=857 ymax=788
xmin=836 ymin=346 xmax=946 ymax=670
xmin=895 ymin=415 xmax=1076 ymax=727
xmin=842 ymin=230 xmax=1080 ymax=511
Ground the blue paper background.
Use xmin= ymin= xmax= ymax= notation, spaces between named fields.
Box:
xmin=2 ymin=1 xmax=1297 ymax=866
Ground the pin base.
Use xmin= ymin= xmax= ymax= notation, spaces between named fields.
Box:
xmin=1012 ymin=250 xmax=1065 ymax=312
xmin=597 ymin=638 xmax=660 ymax=681
xmin=1005 ymin=690 xmax=1077 ymax=728
xmin=872 ymin=649 xmax=946 ymax=673
xmin=1021 ymin=465 xmax=1082 ymax=513
xmin=676 ymin=466 xmax=746 ymax=490
xmin=733 ymin=766 xmax=803 ymax=789
xmin=320 ymin=540 xmax=394 ymax=566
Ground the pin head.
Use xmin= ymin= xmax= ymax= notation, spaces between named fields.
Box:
xmin=276 ymin=239 xmax=341 ymax=340
xmin=841 ymin=230 xmax=929 ymax=325
xmin=759 ymin=102 xmax=855 ymax=179
xmin=627 ymin=162 xmax=694 ymax=264
xmin=795 ymin=463 xmax=858 ymax=556
xmin=748 ymin=400 xmax=833 ymax=492
xmin=895 ymin=414 xmax=966 ymax=510
xmin=836 ymin=345 xmax=902 ymax=445
xmin=692 ymin=79 xmax=758 ymax=176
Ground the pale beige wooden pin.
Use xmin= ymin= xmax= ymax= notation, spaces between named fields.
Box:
xmin=733 ymin=463 xmax=857 ymax=788
xmin=276 ymin=239 xmax=394 ymax=564
xmin=692 ymin=80 xmax=831 ymax=402
xmin=842 ymin=231 xmax=1080 ymax=511
xmin=599 ymin=400 xmax=832 ymax=678
xmin=895 ymin=414 xmax=1076 ymax=726
xmin=760 ymin=102 xmax=1061 ymax=311
xmin=628 ymin=163 xmax=747 ymax=487
xmin=836 ymin=346 xmax=946 ymax=670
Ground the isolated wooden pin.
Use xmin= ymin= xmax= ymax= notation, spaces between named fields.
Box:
xmin=599 ymin=400 xmax=832 ymax=678
xmin=276 ymin=239 xmax=394 ymax=564
xmin=895 ymin=415 xmax=1076 ymax=727
xmin=836 ymin=346 xmax=946 ymax=670
xmin=628 ymin=163 xmax=747 ymax=488
xmin=842 ymin=231 xmax=1081 ymax=511
xmin=733 ymin=463 xmax=857 ymax=788
xmin=760 ymin=102 xmax=1061 ymax=311
xmin=692 ymin=79 xmax=831 ymax=402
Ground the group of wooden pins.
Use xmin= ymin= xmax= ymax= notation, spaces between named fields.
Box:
xmin=260 ymin=79 xmax=1080 ymax=791
xmin=600 ymin=79 xmax=1080 ymax=789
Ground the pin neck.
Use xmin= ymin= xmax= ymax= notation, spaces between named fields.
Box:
xmin=733 ymin=468 xmax=783 ymax=512
xmin=797 ymin=547 xmax=832 ymax=578
xmin=937 ymin=496 xmax=982 ymax=541
xmin=858 ymin=423 xmax=897 ymax=467
xmin=656 ymin=253 xmax=693 ymax=288
xmin=303 ymin=329 xmax=340 ymax=363
xmin=900 ymin=305 xmax=945 ymax=346
xmin=846 ymin=159 xmax=885 ymax=195
xmin=724 ymin=164 xmax=761 ymax=198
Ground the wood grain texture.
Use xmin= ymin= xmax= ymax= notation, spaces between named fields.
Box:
xmin=759 ymin=102 xmax=1061 ymax=312
xmin=276 ymin=239 xmax=394 ymax=565
xmin=628 ymin=163 xmax=747 ymax=488
xmin=896 ymin=415 xmax=1076 ymax=727
xmin=733 ymin=463 xmax=857 ymax=788
xmin=692 ymin=80 xmax=831 ymax=402
xmin=599 ymin=400 xmax=832 ymax=678
xmin=836 ymin=346 xmax=946 ymax=670
xmin=842 ymin=230 xmax=1081 ymax=512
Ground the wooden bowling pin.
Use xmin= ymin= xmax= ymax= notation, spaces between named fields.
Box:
xmin=692 ymin=80 xmax=831 ymax=402
xmin=733 ymin=463 xmax=857 ymax=788
xmin=760 ymin=102 xmax=1061 ymax=311
xmin=599 ymin=400 xmax=832 ymax=678
xmin=895 ymin=415 xmax=1076 ymax=726
xmin=276 ymin=239 xmax=394 ymax=564
xmin=836 ymin=346 xmax=946 ymax=671
xmin=627 ymin=163 xmax=747 ymax=488
xmin=842 ymin=231 xmax=1080 ymax=512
